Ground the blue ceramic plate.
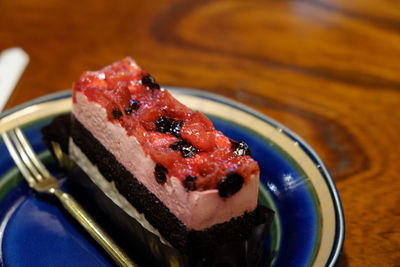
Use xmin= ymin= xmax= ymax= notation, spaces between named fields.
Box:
xmin=0 ymin=88 xmax=344 ymax=266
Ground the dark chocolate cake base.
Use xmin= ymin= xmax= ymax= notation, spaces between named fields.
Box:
xmin=42 ymin=114 xmax=275 ymax=267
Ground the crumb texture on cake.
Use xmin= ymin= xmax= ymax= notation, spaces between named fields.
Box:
xmin=69 ymin=138 xmax=170 ymax=245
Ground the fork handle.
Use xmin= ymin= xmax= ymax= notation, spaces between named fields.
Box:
xmin=51 ymin=188 xmax=137 ymax=267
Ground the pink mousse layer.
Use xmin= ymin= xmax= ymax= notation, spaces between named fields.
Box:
xmin=72 ymin=92 xmax=259 ymax=230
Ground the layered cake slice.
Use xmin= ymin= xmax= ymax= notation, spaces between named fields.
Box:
xmin=44 ymin=58 xmax=273 ymax=266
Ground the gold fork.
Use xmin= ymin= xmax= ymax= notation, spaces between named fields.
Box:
xmin=1 ymin=127 xmax=136 ymax=267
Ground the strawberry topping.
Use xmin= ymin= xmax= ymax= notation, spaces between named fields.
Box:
xmin=73 ymin=58 xmax=259 ymax=191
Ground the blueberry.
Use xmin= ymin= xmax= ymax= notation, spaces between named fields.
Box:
xmin=155 ymin=116 xmax=183 ymax=138
xmin=125 ymin=99 xmax=140 ymax=115
xmin=129 ymin=99 xmax=140 ymax=110
xmin=231 ymin=140 xmax=251 ymax=156
xmin=217 ymin=173 xmax=244 ymax=198
xmin=154 ymin=164 xmax=168 ymax=184
xmin=183 ymin=175 xmax=197 ymax=191
xmin=112 ymin=108 xmax=123 ymax=120
xmin=170 ymin=140 xmax=198 ymax=158
xmin=140 ymin=74 xmax=160 ymax=90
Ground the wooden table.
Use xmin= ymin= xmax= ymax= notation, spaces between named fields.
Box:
xmin=1 ymin=0 xmax=399 ymax=266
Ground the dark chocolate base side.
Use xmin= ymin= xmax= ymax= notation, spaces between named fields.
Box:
xmin=70 ymin=115 xmax=259 ymax=251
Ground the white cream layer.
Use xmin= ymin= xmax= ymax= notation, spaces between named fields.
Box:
xmin=72 ymin=92 xmax=259 ymax=230
xmin=69 ymin=139 xmax=170 ymax=245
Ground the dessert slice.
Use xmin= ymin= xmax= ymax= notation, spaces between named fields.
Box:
xmin=44 ymin=58 xmax=273 ymax=265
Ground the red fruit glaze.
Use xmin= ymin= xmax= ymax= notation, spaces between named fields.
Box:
xmin=73 ymin=58 xmax=259 ymax=190
xmin=180 ymin=112 xmax=215 ymax=151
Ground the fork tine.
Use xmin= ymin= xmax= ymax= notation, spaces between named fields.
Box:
xmin=9 ymin=129 xmax=45 ymax=181
xmin=9 ymin=129 xmax=43 ymax=181
xmin=13 ymin=128 xmax=52 ymax=179
xmin=1 ymin=131 xmax=36 ymax=187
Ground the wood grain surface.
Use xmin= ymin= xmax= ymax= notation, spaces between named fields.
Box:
xmin=1 ymin=0 xmax=399 ymax=266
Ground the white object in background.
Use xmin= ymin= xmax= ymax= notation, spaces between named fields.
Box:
xmin=0 ymin=47 xmax=29 ymax=111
